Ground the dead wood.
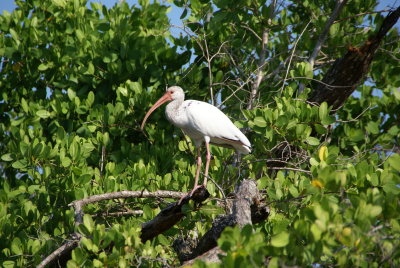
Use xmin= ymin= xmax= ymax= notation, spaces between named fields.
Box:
xmin=308 ymin=6 xmax=400 ymax=109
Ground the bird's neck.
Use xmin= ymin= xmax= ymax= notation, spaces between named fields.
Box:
xmin=165 ymin=99 xmax=184 ymax=123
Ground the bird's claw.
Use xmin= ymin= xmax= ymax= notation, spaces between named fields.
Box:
xmin=177 ymin=185 xmax=205 ymax=205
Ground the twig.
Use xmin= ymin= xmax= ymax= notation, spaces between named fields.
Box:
xmin=333 ymin=9 xmax=392 ymax=24
xmin=289 ymin=76 xmax=353 ymax=89
xmin=335 ymin=104 xmax=371 ymax=123
xmin=247 ymin=0 xmax=275 ymax=109
xmin=247 ymin=28 xmax=270 ymax=109
xmin=280 ymin=20 xmax=312 ymax=93
xmin=267 ymin=166 xmax=311 ymax=174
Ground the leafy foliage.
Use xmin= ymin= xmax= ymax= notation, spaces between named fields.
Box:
xmin=0 ymin=0 xmax=399 ymax=267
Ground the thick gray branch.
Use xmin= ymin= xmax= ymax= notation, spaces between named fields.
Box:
xmin=174 ymin=179 xmax=269 ymax=264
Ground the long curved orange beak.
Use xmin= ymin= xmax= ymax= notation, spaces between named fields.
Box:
xmin=140 ymin=91 xmax=173 ymax=130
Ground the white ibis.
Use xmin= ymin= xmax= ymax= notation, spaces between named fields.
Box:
xmin=141 ymin=86 xmax=251 ymax=200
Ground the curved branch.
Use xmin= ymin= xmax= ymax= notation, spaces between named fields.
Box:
xmin=37 ymin=234 xmax=81 ymax=268
xmin=69 ymin=190 xmax=185 ymax=225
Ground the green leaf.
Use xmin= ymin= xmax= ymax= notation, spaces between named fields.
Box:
xmin=321 ymin=115 xmax=335 ymax=126
xmin=200 ymin=204 xmax=224 ymax=215
xmin=306 ymin=136 xmax=320 ymax=146
xmin=12 ymin=159 xmax=28 ymax=169
xmin=369 ymin=205 xmax=382 ymax=218
xmin=1 ymin=153 xmax=14 ymax=161
xmin=254 ymin=117 xmax=267 ymax=128
xmin=68 ymin=88 xmax=76 ymax=101
xmin=75 ymin=29 xmax=85 ymax=41
xmin=349 ymin=129 xmax=364 ymax=142
xmin=143 ymin=204 xmax=153 ymax=219
xmin=270 ymin=231 xmax=289 ymax=247
xmin=36 ymin=110 xmax=51 ymax=118
xmin=82 ymin=142 xmax=96 ymax=153
xmin=79 ymin=174 xmax=92 ymax=184
xmin=319 ymin=102 xmax=328 ymax=121
xmin=83 ymin=214 xmax=94 ymax=233
xmin=118 ymin=86 xmax=128 ymax=97
xmin=9 ymin=28 xmax=19 ymax=41
xmin=366 ymin=121 xmax=379 ymax=135
xmin=2 ymin=261 xmax=15 ymax=268
xmin=157 ymin=234 xmax=170 ymax=246
xmin=382 ymin=182 xmax=400 ymax=194
xmin=87 ymin=62 xmax=95 ymax=74
xmin=388 ymin=154 xmax=400 ymax=171
xmin=69 ymin=141 xmax=80 ymax=161
xmin=87 ymin=91 xmax=95 ymax=107
xmin=53 ymin=0 xmax=66 ymax=7
xmin=61 ymin=157 xmax=71 ymax=167
xmin=21 ymin=98 xmax=29 ymax=113
xmin=180 ymin=8 xmax=188 ymax=19
xmin=329 ymin=23 xmax=339 ymax=36
xmin=11 ymin=237 xmax=23 ymax=255
xmin=38 ymin=64 xmax=48 ymax=71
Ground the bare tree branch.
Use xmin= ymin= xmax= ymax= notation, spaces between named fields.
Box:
xmin=69 ymin=190 xmax=186 ymax=225
xmin=247 ymin=0 xmax=276 ymax=109
xmin=37 ymin=234 xmax=81 ymax=268
xmin=280 ymin=21 xmax=312 ymax=93
xmin=298 ymin=0 xmax=348 ymax=93
xmin=333 ymin=9 xmax=392 ymax=24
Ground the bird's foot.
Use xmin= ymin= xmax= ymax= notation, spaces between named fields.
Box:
xmin=177 ymin=185 xmax=207 ymax=205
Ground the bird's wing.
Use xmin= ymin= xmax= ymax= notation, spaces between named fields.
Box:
xmin=183 ymin=100 xmax=251 ymax=148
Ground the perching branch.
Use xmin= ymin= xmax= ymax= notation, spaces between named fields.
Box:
xmin=141 ymin=187 xmax=210 ymax=242
xmin=173 ymin=179 xmax=269 ymax=264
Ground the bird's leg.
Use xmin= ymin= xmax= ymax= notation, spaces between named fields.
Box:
xmin=178 ymin=147 xmax=202 ymax=204
xmin=190 ymin=146 xmax=202 ymax=195
xmin=203 ymin=141 xmax=211 ymax=187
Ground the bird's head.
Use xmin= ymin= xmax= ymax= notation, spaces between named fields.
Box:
xmin=166 ymin=86 xmax=185 ymax=101
xmin=140 ymin=86 xmax=185 ymax=130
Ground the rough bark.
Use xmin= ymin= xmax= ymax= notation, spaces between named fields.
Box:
xmin=308 ymin=6 xmax=400 ymax=109
xmin=173 ymin=179 xmax=270 ymax=264
xmin=37 ymin=234 xmax=81 ymax=268
xmin=140 ymin=187 xmax=210 ymax=242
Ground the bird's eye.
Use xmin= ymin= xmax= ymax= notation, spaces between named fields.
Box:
xmin=170 ymin=91 xmax=174 ymax=94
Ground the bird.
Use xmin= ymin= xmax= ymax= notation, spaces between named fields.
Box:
xmin=141 ymin=86 xmax=251 ymax=202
